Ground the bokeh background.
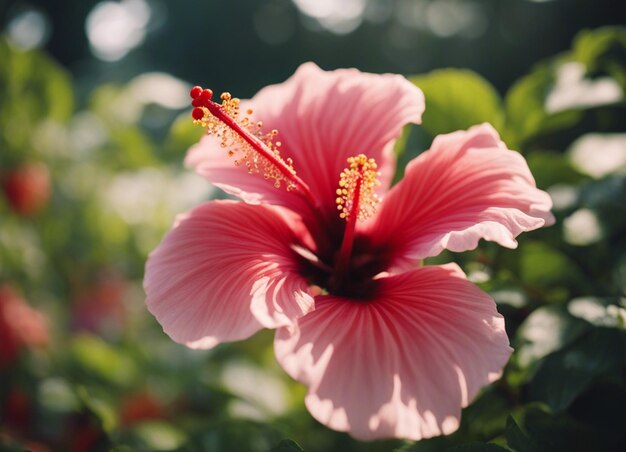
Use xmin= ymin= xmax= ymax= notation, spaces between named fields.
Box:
xmin=1 ymin=0 xmax=625 ymax=451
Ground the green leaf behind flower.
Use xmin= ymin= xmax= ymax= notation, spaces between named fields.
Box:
xmin=410 ymin=69 xmax=504 ymax=139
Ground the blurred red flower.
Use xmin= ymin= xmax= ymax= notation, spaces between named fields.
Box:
xmin=1 ymin=162 xmax=51 ymax=216
xmin=0 ymin=284 xmax=49 ymax=368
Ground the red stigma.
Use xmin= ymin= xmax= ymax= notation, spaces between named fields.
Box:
xmin=190 ymin=86 xmax=214 ymax=120
xmin=190 ymin=87 xmax=214 ymax=119
xmin=201 ymin=89 xmax=213 ymax=102
xmin=192 ymin=107 xmax=205 ymax=120
xmin=190 ymin=86 xmax=202 ymax=99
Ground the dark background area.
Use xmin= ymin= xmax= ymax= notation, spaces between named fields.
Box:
xmin=1 ymin=0 xmax=624 ymax=97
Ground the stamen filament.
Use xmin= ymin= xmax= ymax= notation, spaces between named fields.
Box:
xmin=334 ymin=175 xmax=362 ymax=277
xmin=333 ymin=154 xmax=381 ymax=278
xmin=190 ymin=86 xmax=320 ymax=210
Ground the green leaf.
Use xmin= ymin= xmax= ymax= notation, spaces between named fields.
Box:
xmin=446 ymin=443 xmax=508 ymax=452
xmin=503 ymin=65 xmax=552 ymax=147
xmin=38 ymin=377 xmax=81 ymax=413
xmin=572 ymin=27 xmax=626 ymax=85
xmin=107 ymin=125 xmax=158 ymax=169
xmin=132 ymin=421 xmax=187 ymax=451
xmin=511 ymin=305 xmax=589 ymax=383
xmin=0 ymin=39 xmax=73 ymax=122
xmin=459 ymin=387 xmax=512 ymax=440
xmin=191 ymin=419 xmax=286 ymax=452
xmin=271 ymin=439 xmax=305 ymax=452
xmin=505 ymin=407 xmax=595 ymax=452
xmin=77 ymin=386 xmax=118 ymax=432
xmin=165 ymin=112 xmax=205 ymax=159
xmin=578 ymin=176 xmax=626 ymax=236
xmin=70 ymin=335 xmax=138 ymax=386
xmin=410 ymin=69 xmax=504 ymax=139
xmin=517 ymin=242 xmax=588 ymax=301
xmin=0 ymin=39 xmax=73 ymax=164
xmin=505 ymin=415 xmax=538 ymax=452
xmin=567 ymin=296 xmax=626 ymax=329
xmin=397 ymin=436 xmax=454 ymax=452
xmin=529 ymin=327 xmax=625 ymax=412
xmin=525 ymin=151 xmax=587 ymax=188
xmin=0 ymin=435 xmax=33 ymax=452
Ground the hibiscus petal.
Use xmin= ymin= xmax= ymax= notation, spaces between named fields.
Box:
xmin=370 ymin=123 xmax=555 ymax=262
xmin=144 ymin=201 xmax=314 ymax=349
xmin=187 ymin=63 xmax=425 ymax=221
xmin=274 ymin=264 xmax=511 ymax=441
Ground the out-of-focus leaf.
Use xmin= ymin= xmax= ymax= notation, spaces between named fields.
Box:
xmin=0 ymin=436 xmax=31 ymax=452
xmin=0 ymin=39 xmax=73 ymax=164
xmin=579 ymin=175 xmax=626 ymax=209
xmin=512 ymin=305 xmax=589 ymax=374
xmin=193 ymin=419 xmax=286 ymax=452
xmin=458 ymin=387 xmax=512 ymax=440
xmin=573 ymin=27 xmax=626 ymax=86
xmin=506 ymin=407 xmax=595 ymax=452
xmin=447 ymin=443 xmax=508 ymax=452
xmin=165 ymin=112 xmax=205 ymax=159
xmin=271 ymin=439 xmax=304 ymax=452
xmin=397 ymin=436 xmax=454 ymax=452
xmin=529 ymin=327 xmax=625 ymax=412
xmin=77 ymin=386 xmax=118 ymax=432
xmin=397 ymin=68 xmax=504 ymax=182
xmin=38 ymin=378 xmax=80 ymax=412
xmin=503 ymin=63 xmax=584 ymax=149
xmin=525 ymin=151 xmax=587 ymax=189
xmin=616 ymin=256 xmax=626 ymax=295
xmin=503 ymin=65 xmax=553 ymax=147
xmin=578 ymin=176 xmax=626 ymax=237
xmin=89 ymin=84 xmax=136 ymax=125
xmin=518 ymin=242 xmax=588 ymax=301
xmin=0 ymin=40 xmax=73 ymax=122
xmin=106 ymin=126 xmax=159 ymax=169
xmin=410 ymin=69 xmax=504 ymax=138
xmin=70 ymin=335 xmax=137 ymax=386
xmin=567 ymin=133 xmax=626 ymax=180
xmin=505 ymin=415 xmax=538 ymax=452
xmin=567 ymin=296 xmax=626 ymax=328
xmin=132 ymin=421 xmax=187 ymax=451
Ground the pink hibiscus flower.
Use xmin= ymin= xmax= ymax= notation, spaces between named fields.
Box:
xmin=144 ymin=63 xmax=554 ymax=440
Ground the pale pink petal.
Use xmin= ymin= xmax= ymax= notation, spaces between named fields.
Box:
xmin=275 ymin=264 xmax=511 ymax=441
xmin=369 ymin=123 xmax=555 ymax=263
xmin=144 ymin=201 xmax=314 ymax=349
xmin=187 ymin=63 xmax=425 ymax=221
xmin=185 ymin=135 xmax=312 ymax=217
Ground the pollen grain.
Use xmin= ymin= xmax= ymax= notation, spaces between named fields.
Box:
xmin=190 ymin=86 xmax=297 ymax=191
xmin=336 ymin=154 xmax=380 ymax=222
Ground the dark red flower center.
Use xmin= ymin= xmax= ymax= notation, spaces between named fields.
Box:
xmin=190 ymin=87 xmax=387 ymax=299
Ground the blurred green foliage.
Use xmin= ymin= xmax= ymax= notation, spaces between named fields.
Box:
xmin=1 ymin=25 xmax=626 ymax=452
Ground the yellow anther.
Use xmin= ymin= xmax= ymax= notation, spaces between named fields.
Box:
xmin=193 ymin=90 xmax=297 ymax=191
xmin=336 ymin=154 xmax=381 ymax=222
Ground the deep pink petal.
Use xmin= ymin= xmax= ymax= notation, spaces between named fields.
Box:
xmin=144 ymin=201 xmax=314 ymax=349
xmin=369 ymin=124 xmax=555 ymax=262
xmin=275 ymin=264 xmax=511 ymax=440
xmin=187 ymin=63 xmax=425 ymax=221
